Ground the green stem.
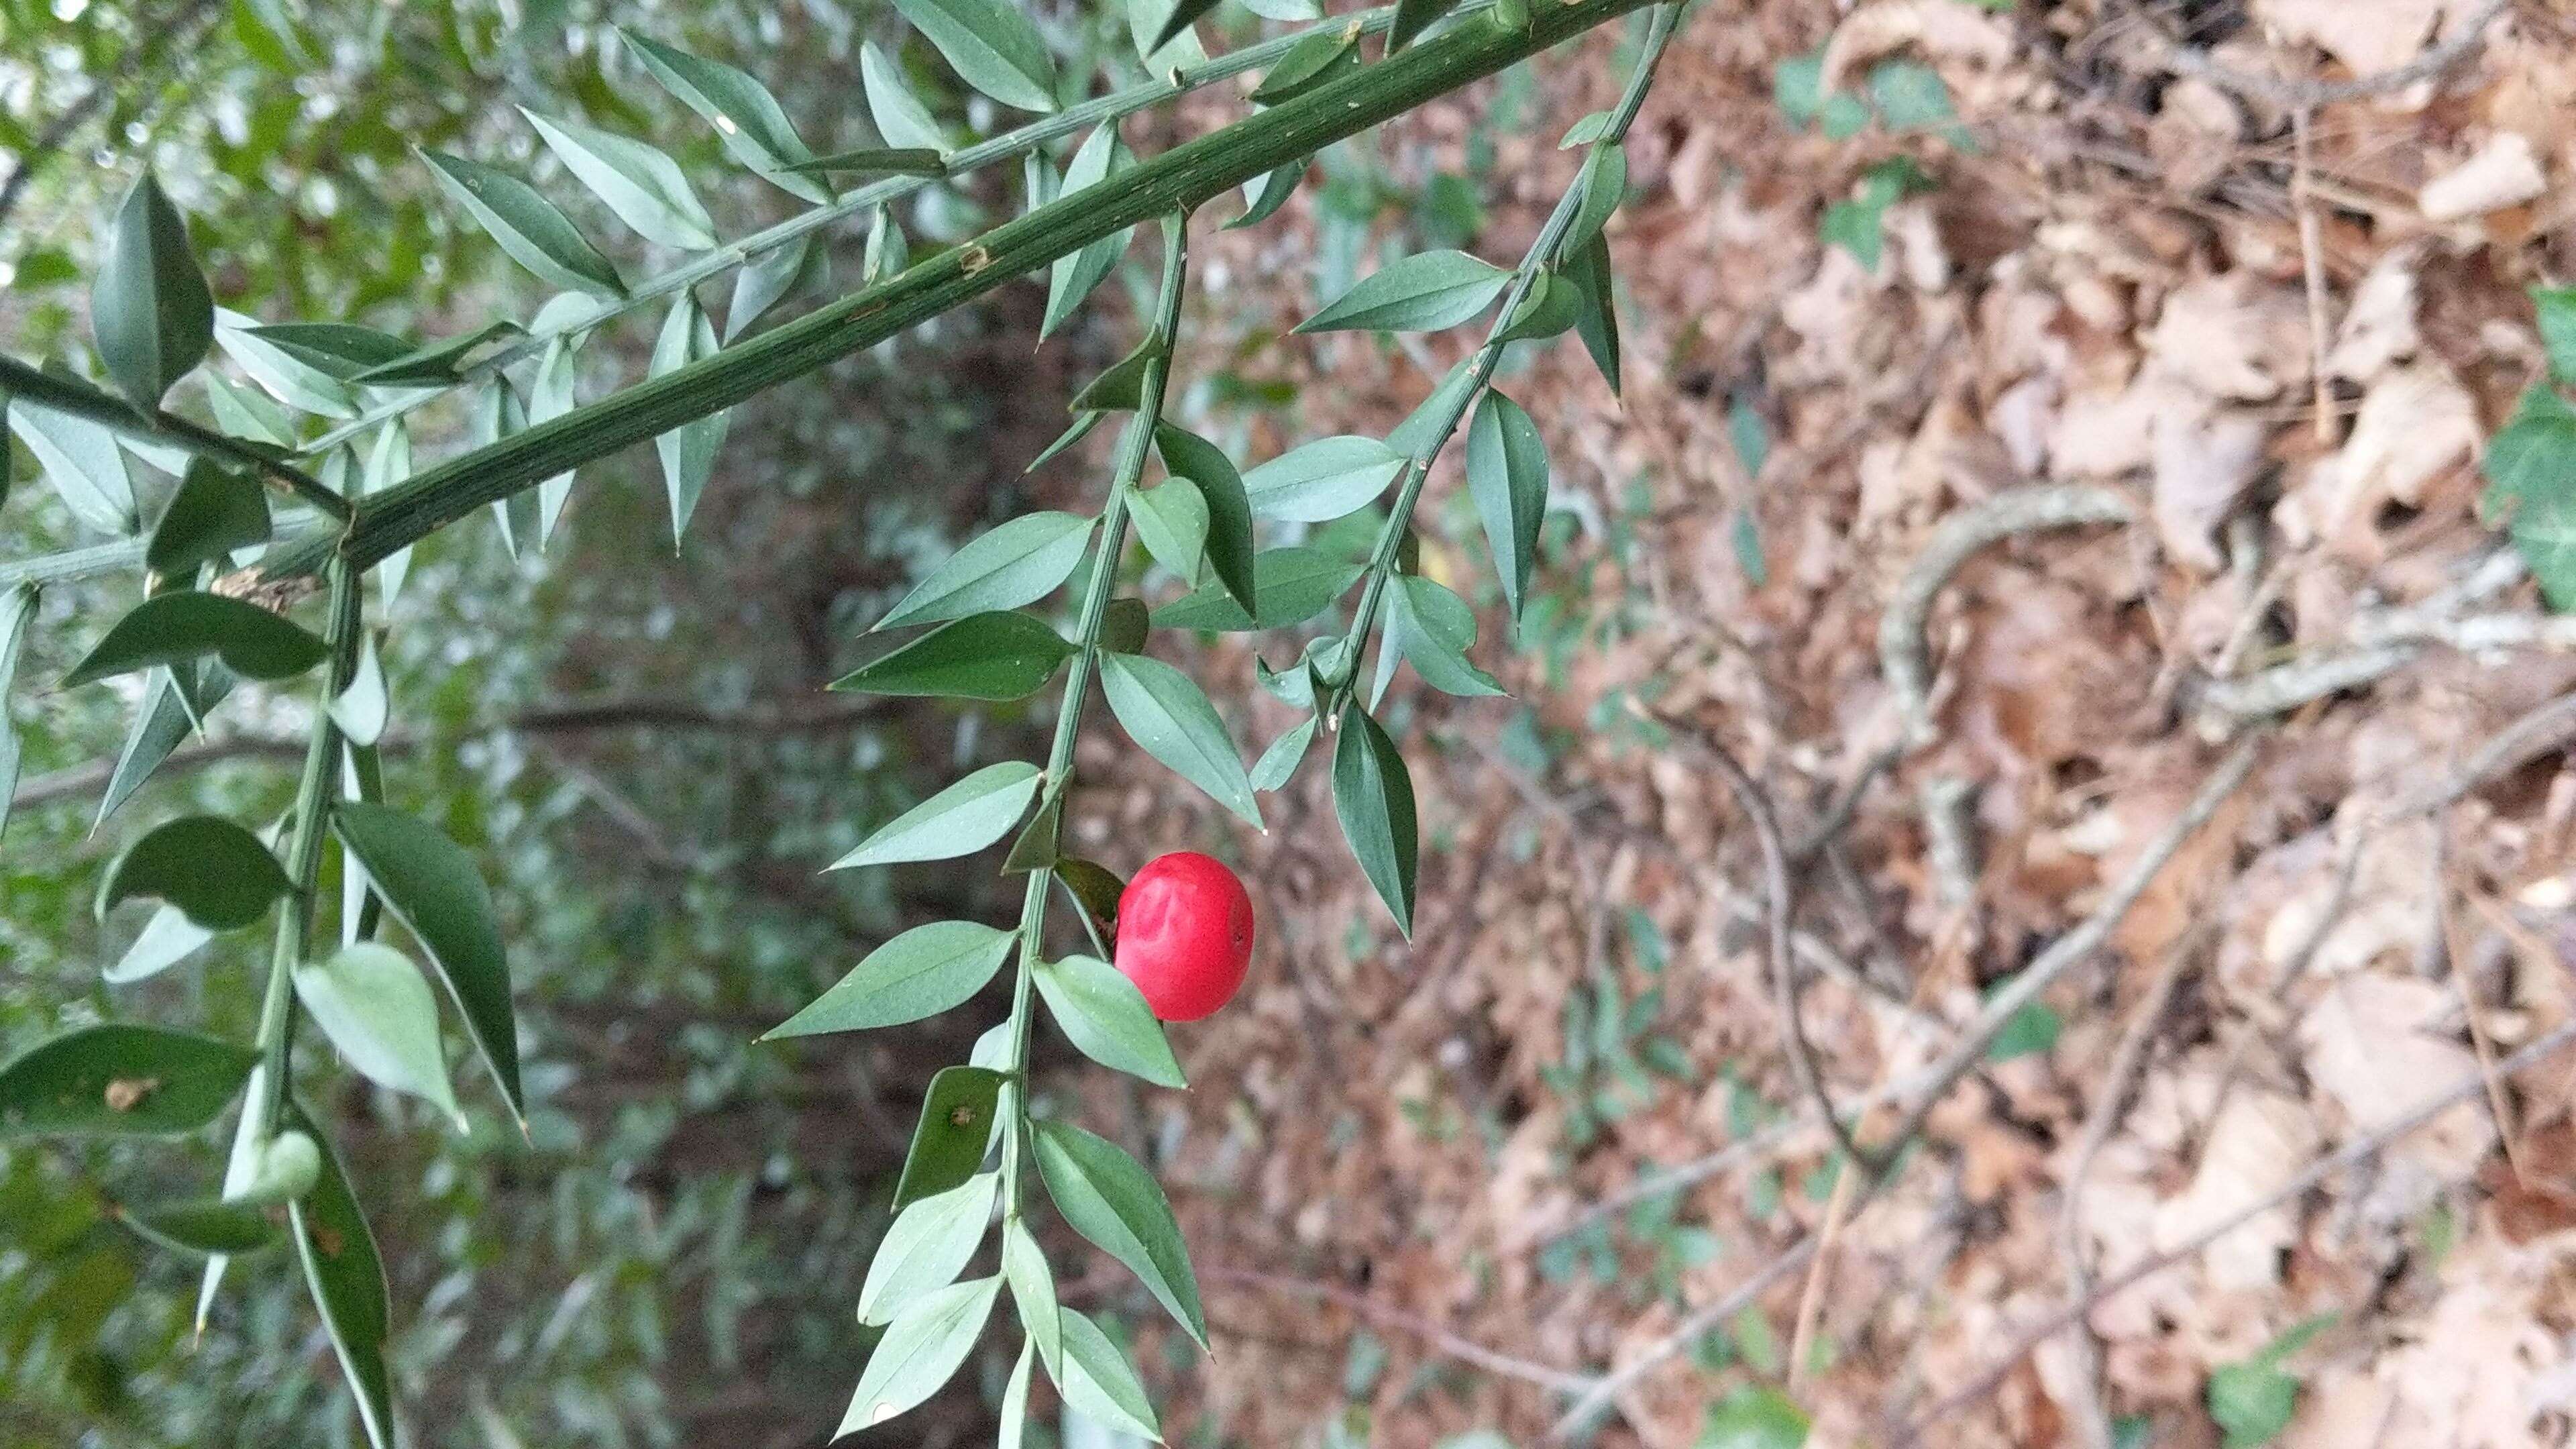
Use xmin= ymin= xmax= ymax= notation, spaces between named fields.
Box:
xmin=1326 ymin=2 xmax=1680 ymax=723
xmin=0 ymin=355 xmax=352 ymax=521
xmin=1000 ymin=211 xmax=1191 ymax=1218
xmin=219 ymin=0 xmax=1656 ymax=583
xmin=296 ymin=2 xmax=1470 ymax=463
xmin=249 ymin=553 xmax=363 ymax=1132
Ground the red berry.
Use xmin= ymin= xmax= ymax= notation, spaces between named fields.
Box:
xmin=1113 ymin=851 xmax=1254 ymax=1022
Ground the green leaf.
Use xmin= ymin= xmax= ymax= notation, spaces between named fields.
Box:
xmin=725 ymin=233 xmax=818 ymax=342
xmin=1986 ymin=1000 xmax=2062 ymax=1062
xmin=893 ymin=1065 xmax=1006 ymax=1208
xmin=1250 ymin=716 xmax=1316 ymax=792
xmin=94 ymin=674 xmax=201 ymax=831
xmin=1130 ymin=476 xmax=1210 ymax=581
xmin=1056 ymin=1307 xmax=1163 ymax=1441
xmin=1868 ymin=58 xmax=1957 ymax=132
xmin=472 ymin=377 xmax=539 ymax=557
xmin=861 ymin=40 xmax=953 ymax=154
xmin=1152 ymin=424 xmax=1256 ymax=615
xmin=293 ymin=942 xmax=462 ymax=1128
xmin=105 ymin=903 xmax=213 ymax=984
xmin=9 ymin=391 xmax=140 ymax=534
xmin=999 ymin=1340 xmax=1036 ymax=1449
xmin=650 ymin=293 xmax=729 ymax=544
xmin=285 ymin=1101 xmax=394 ymax=1449
xmin=1250 ymin=32 xmax=1356 ymax=105
xmin=1230 ymin=158 xmax=1310 ymax=229
xmin=1242 ymin=435 xmax=1403 ymax=523
xmin=1388 ymin=0 xmax=1465 ymax=50
xmin=857 ymin=1173 xmax=998 ymax=1325
xmin=116 ymin=1198 xmax=279 ymax=1257
xmin=1391 ymin=576 xmax=1503 ymax=696
xmin=527 ymin=335 xmax=580 ymax=548
xmin=1560 ymin=110 xmax=1613 ymax=147
xmin=360 ymin=421 xmax=414 ymax=605
xmin=93 ymin=172 xmax=213 ymax=409
xmin=1072 ymin=339 xmax=1163 ymax=413
xmin=1002 ymin=792 xmax=1067 ymax=874
xmin=1044 ymin=126 xmax=1136 ymax=338
xmin=201 ymin=370 xmax=294 ymax=447
xmin=1701 ymin=1385 xmax=1810 ymax=1449
xmin=1148 ymin=0 xmax=1222 ymax=52
xmin=2483 ymin=383 xmax=2576 ymax=610
xmin=1098 ymin=651 xmax=1263 ymax=828
xmin=830 ymin=761 xmax=1045 ymax=869
xmin=331 ymin=801 xmax=523 ymax=1124
xmin=890 ymin=0 xmax=1059 ymax=113
xmin=97 ymin=815 xmax=290 ymax=930
xmin=880 ymin=512 xmax=1098 ymax=629
xmin=213 ymin=317 xmax=358 ymax=418
xmin=1494 ymin=271 xmax=1579 ymax=343
xmin=1466 ymin=390 xmax=1548 ymax=619
xmin=1034 ymin=1119 xmax=1208 ymax=1346
xmin=1100 ymin=598 xmax=1150 ymax=656
xmin=327 ymin=635 xmax=386 ymax=747
xmin=830 ymin=612 xmax=1075 ymax=700
xmin=240 ymin=323 xmax=410 ymax=379
xmin=1563 ymin=229 xmax=1621 ymax=395
xmin=1151 ymin=547 xmax=1360 ymax=631
xmin=420 ymin=148 xmax=626 ymax=299
xmin=1035 ymin=953 xmax=1185 ymax=1087
xmin=2485 ymin=384 xmax=2576 ymax=506
xmin=766 ymin=920 xmax=1015 ymax=1037
xmin=1333 ymin=706 xmax=1417 ymax=935
xmin=0 ymin=586 xmax=31 ymax=843
xmin=0 ymin=1024 xmax=256 ymax=1138
xmin=1388 ymin=356 xmax=1474 ymax=459
xmin=1728 ymin=394 xmax=1770 ymax=476
xmin=346 ymin=320 xmax=526 ymax=388
xmin=2208 ymin=1360 xmax=2298 ymax=1448
xmin=521 ymin=108 xmax=718 ymax=251
xmin=620 ymin=30 xmax=830 ymax=203
xmin=1003 ymin=1218 xmax=1062 ymax=1376
xmin=147 ymin=461 xmax=268 ymax=576
xmin=1296 ymin=250 xmax=1511 ymax=333
xmin=1563 ymin=143 xmax=1627 ymax=255
xmin=839 ymin=1275 xmax=1002 ymax=1434
xmin=1129 ymin=0 xmax=1208 ymax=70
xmin=2534 ymin=286 xmax=2576 ymax=386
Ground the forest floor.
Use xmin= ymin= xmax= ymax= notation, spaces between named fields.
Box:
xmin=1044 ymin=2 xmax=2576 ymax=1446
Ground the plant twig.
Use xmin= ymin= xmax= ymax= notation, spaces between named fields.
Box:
xmin=1878 ymin=486 xmax=2136 ymax=745
xmin=2161 ymin=0 xmax=2516 ymax=108
xmin=1551 ymin=735 xmax=2263 ymax=1438
xmin=1203 ymin=1267 xmax=1596 ymax=1395
xmin=1894 ymin=1017 xmax=2576 ymax=1443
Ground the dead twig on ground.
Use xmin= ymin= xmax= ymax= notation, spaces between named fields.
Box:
xmin=2057 ymin=926 xmax=2208 ymax=1449
xmin=1892 ymin=1017 xmax=2576 ymax=1443
xmin=2160 ymin=0 xmax=2516 ymax=109
xmin=1880 ymin=486 xmax=2137 ymax=745
xmin=1550 ymin=736 xmax=2265 ymax=1439
xmin=2387 ymin=688 xmax=2576 ymax=818
xmin=1203 ymin=1267 xmax=1596 ymax=1395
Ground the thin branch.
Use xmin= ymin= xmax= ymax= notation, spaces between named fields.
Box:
xmin=1896 ymin=1017 xmax=2576 ymax=1443
xmin=1878 ymin=486 xmax=2137 ymax=745
xmin=1551 ymin=736 xmax=2265 ymax=1439
xmin=2385 ymin=687 xmax=2576 ymax=818
xmin=2163 ymin=0 xmax=2516 ymax=108
xmin=1203 ymin=1267 xmax=1596 ymax=1395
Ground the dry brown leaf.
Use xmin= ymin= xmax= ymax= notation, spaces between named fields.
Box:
xmin=2253 ymin=0 xmax=2453 ymax=79
xmin=2154 ymin=1089 xmax=2319 ymax=1290
xmin=2298 ymin=973 xmax=2494 ymax=1211
xmin=2420 ymin=132 xmax=2549 ymax=223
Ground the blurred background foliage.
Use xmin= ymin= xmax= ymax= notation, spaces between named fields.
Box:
xmin=0 ymin=0 xmax=1519 ymax=1442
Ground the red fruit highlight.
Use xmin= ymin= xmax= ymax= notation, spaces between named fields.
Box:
xmin=1113 ymin=851 xmax=1254 ymax=1022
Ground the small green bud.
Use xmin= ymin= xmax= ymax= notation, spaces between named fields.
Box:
xmin=238 ymin=1129 xmax=322 ymax=1205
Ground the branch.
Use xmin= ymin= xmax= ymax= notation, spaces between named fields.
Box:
xmin=1203 ymin=1266 xmax=1596 ymax=1395
xmin=2161 ymin=0 xmax=2516 ymax=109
xmin=1895 ymin=1016 xmax=2576 ymax=1442
xmin=1878 ymin=485 xmax=2136 ymax=745
xmin=288 ymin=1 xmax=1478 ymax=462
xmin=1548 ymin=735 xmax=2265 ymax=1439
xmin=246 ymin=0 xmax=1660 ymax=582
